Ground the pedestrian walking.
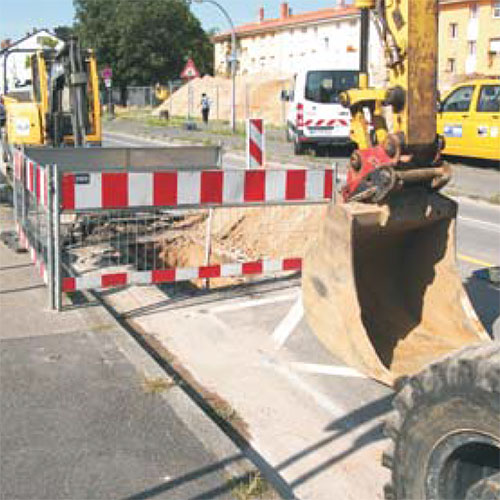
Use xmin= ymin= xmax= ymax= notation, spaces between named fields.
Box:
xmin=200 ymin=93 xmax=211 ymax=125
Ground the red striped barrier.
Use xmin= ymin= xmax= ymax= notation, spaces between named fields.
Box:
xmin=16 ymin=223 xmax=48 ymax=284
xmin=61 ymin=168 xmax=334 ymax=211
xmin=247 ymin=118 xmax=264 ymax=168
xmin=62 ymin=258 xmax=302 ymax=292
xmin=303 ymin=119 xmax=349 ymax=127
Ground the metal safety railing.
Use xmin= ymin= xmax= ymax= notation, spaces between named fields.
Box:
xmin=11 ymin=146 xmax=336 ymax=311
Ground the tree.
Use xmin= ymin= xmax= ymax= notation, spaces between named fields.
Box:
xmin=74 ymin=0 xmax=214 ymax=89
xmin=54 ymin=25 xmax=76 ymax=41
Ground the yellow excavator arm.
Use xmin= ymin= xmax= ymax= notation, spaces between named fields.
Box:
xmin=302 ymin=0 xmax=489 ymax=385
xmin=341 ymin=0 xmax=450 ymax=202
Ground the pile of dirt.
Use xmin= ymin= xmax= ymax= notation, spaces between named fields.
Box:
xmin=158 ymin=204 xmax=328 ymax=287
xmin=153 ymin=72 xmax=294 ymax=126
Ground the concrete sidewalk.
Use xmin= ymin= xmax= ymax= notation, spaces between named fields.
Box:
xmin=0 ymin=205 xmax=251 ymax=500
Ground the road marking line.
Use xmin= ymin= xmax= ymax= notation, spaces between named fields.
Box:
xmin=261 ymin=355 xmax=347 ymax=418
xmin=210 ymin=291 xmax=298 ymax=314
xmin=272 ymin=295 xmax=304 ymax=348
xmin=458 ymin=216 xmax=500 ymax=233
xmin=458 ymin=254 xmax=495 ymax=267
xmin=291 ymin=362 xmax=368 ymax=379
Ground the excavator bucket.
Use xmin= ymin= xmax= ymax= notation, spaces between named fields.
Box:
xmin=302 ymin=190 xmax=490 ymax=386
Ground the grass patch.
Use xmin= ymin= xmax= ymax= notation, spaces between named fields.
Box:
xmin=489 ymin=193 xmax=500 ymax=205
xmin=142 ymin=376 xmax=175 ymax=394
xmin=228 ymin=470 xmax=277 ymax=500
xmin=211 ymin=399 xmax=239 ymax=422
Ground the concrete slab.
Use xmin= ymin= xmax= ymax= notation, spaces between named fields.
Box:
xmin=103 ymin=282 xmax=392 ymax=500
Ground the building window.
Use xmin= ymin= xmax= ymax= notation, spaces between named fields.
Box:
xmin=446 ymin=58 xmax=456 ymax=73
xmin=468 ymin=40 xmax=477 ymax=55
xmin=324 ymin=37 xmax=330 ymax=49
xmin=449 ymin=23 xmax=458 ymax=38
xmin=290 ymin=29 xmax=294 ymax=35
xmin=301 ymin=28 xmax=307 ymax=34
xmin=470 ymin=3 xmax=478 ymax=18
xmin=494 ymin=1 xmax=500 ymax=18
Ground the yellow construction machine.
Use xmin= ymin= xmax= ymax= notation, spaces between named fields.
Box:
xmin=2 ymin=37 xmax=101 ymax=151
xmin=302 ymin=0 xmax=491 ymax=386
xmin=302 ymin=1 xmax=499 ymax=497
xmin=303 ymin=0 xmax=500 ymax=500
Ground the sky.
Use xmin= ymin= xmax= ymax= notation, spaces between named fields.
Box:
xmin=1 ymin=0 xmax=339 ymax=42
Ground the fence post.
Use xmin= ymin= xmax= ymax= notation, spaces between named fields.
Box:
xmin=204 ymin=208 xmax=213 ymax=289
xmin=12 ymin=148 xmax=18 ymax=230
xmin=53 ymin=164 xmax=62 ymax=311
xmin=169 ymin=81 xmax=173 ymax=119
xmin=21 ymin=148 xmax=27 ymax=249
xmin=47 ymin=164 xmax=55 ymax=310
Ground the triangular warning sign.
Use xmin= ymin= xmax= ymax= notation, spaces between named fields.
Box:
xmin=180 ymin=58 xmax=200 ymax=80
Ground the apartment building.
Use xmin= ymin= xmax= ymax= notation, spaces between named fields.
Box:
xmin=213 ymin=3 xmax=385 ymax=85
xmin=214 ymin=1 xmax=500 ymax=91
xmin=439 ymin=0 xmax=500 ymax=89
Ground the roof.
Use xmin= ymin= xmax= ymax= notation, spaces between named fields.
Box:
xmin=213 ymin=6 xmax=359 ymax=41
xmin=0 ymin=29 xmax=60 ymax=56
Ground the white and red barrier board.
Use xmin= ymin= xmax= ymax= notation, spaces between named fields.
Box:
xmin=16 ymin=223 xmax=48 ymax=284
xmin=16 ymin=155 xmax=49 ymax=208
xmin=61 ymin=169 xmax=333 ymax=211
xmin=246 ymin=118 xmax=264 ymax=168
xmin=62 ymin=258 xmax=302 ymax=292
xmin=304 ymin=119 xmax=348 ymax=127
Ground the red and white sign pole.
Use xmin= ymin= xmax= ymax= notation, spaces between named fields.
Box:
xmin=246 ymin=118 xmax=265 ymax=169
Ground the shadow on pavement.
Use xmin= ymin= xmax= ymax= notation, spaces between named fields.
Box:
xmin=122 ymin=394 xmax=393 ymax=499
xmin=105 ymin=275 xmax=301 ymax=319
xmin=0 ymin=284 xmax=45 ymax=294
xmin=444 ymin=155 xmax=500 ymax=170
xmin=123 ymin=454 xmax=244 ymax=500
xmin=275 ymin=394 xmax=393 ymax=489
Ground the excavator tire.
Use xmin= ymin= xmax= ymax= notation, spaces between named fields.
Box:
xmin=382 ymin=342 xmax=500 ymax=500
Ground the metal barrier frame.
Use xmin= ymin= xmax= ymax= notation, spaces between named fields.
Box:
xmin=12 ymin=145 xmax=337 ymax=312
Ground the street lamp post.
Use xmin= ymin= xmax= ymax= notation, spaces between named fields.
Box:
xmin=192 ymin=0 xmax=237 ymax=132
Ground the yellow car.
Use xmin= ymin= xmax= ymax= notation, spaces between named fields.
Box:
xmin=437 ymin=78 xmax=500 ymax=161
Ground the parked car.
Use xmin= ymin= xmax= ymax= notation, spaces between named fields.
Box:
xmin=437 ymin=78 xmax=500 ymax=161
xmin=284 ymin=64 xmax=358 ymax=155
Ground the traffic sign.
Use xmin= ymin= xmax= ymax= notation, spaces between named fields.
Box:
xmin=180 ymin=58 xmax=200 ymax=80
xmin=101 ymin=67 xmax=113 ymax=80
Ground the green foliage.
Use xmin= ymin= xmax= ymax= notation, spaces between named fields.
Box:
xmin=73 ymin=0 xmax=214 ymax=87
xmin=54 ymin=25 xmax=75 ymax=41
xmin=36 ymin=36 xmax=59 ymax=48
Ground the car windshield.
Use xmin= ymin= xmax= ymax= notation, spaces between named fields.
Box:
xmin=305 ymin=70 xmax=358 ymax=104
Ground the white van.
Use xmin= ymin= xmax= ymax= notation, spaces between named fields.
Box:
xmin=285 ymin=68 xmax=359 ymax=155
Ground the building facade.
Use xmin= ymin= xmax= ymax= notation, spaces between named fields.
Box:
xmin=213 ymin=3 xmax=385 ymax=86
xmin=0 ymin=30 xmax=63 ymax=94
xmin=439 ymin=0 xmax=500 ymax=90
